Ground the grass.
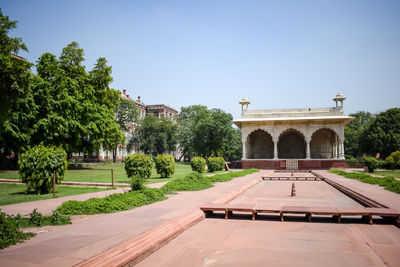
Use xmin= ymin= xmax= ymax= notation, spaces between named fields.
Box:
xmin=57 ymin=168 xmax=259 ymax=215
xmin=0 ymin=162 xmax=194 ymax=184
xmin=0 ymin=183 xmax=111 ymax=206
xmin=373 ymin=170 xmax=400 ymax=178
xmin=329 ymin=169 xmax=400 ymax=194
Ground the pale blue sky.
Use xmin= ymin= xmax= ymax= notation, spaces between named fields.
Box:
xmin=1 ymin=0 xmax=399 ymax=119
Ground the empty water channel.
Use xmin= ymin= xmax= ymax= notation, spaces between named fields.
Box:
xmin=204 ymin=170 xmax=398 ymax=224
xmin=231 ymin=176 xmax=361 ymax=209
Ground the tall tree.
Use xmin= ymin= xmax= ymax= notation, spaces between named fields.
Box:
xmin=115 ymin=98 xmax=139 ymax=131
xmin=177 ymin=105 xmax=239 ymax=159
xmin=176 ymin=105 xmax=209 ymax=159
xmin=138 ymin=115 xmax=177 ymax=157
xmin=361 ymin=108 xmax=400 ymax=158
xmin=344 ymin=111 xmax=375 ymax=158
xmin=30 ymin=43 xmax=123 ymax=157
xmin=0 ymin=9 xmax=36 ymax=158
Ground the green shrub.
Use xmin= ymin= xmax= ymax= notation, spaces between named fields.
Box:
xmin=125 ymin=154 xmax=153 ymax=190
xmin=155 ymin=154 xmax=175 ymax=178
xmin=207 ymin=157 xmax=225 ymax=172
xmin=190 ymin=157 xmax=206 ymax=173
xmin=161 ymin=173 xmax=212 ymax=193
xmin=386 ymin=151 xmax=400 ymax=169
xmin=18 ymin=144 xmax=68 ymax=194
xmin=56 ymin=188 xmax=166 ymax=215
xmin=0 ymin=212 xmax=35 ymax=249
xmin=208 ymin=168 xmax=259 ymax=183
xmin=363 ymin=156 xmax=380 ymax=172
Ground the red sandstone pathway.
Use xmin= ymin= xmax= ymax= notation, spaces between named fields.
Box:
xmin=0 ymin=170 xmax=272 ymax=267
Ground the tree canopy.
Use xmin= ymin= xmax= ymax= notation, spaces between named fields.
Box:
xmin=344 ymin=111 xmax=375 ymax=158
xmin=0 ymin=13 xmax=125 ymax=160
xmin=137 ymin=115 xmax=177 ymax=157
xmin=177 ymin=105 xmax=241 ymax=160
xmin=0 ymin=10 xmax=35 ymax=155
xmin=361 ymin=108 xmax=400 ymax=158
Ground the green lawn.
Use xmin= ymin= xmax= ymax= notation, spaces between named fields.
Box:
xmin=373 ymin=170 xmax=400 ymax=178
xmin=0 ymin=183 xmax=110 ymax=206
xmin=0 ymin=162 xmax=195 ymax=184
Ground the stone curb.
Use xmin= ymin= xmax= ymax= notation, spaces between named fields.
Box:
xmin=76 ymin=209 xmax=205 ymax=267
xmin=75 ymin=175 xmax=264 ymax=267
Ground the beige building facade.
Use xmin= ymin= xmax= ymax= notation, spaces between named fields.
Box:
xmin=233 ymin=94 xmax=354 ymax=169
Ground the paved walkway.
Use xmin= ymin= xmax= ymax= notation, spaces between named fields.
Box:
xmin=0 ymin=170 xmax=272 ymax=266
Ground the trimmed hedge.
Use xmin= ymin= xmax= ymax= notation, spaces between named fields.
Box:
xmin=207 ymin=157 xmax=225 ymax=172
xmin=19 ymin=144 xmax=68 ymax=194
xmin=208 ymin=168 xmax=258 ymax=183
xmin=155 ymin=154 xmax=175 ymax=178
xmin=190 ymin=157 xmax=206 ymax=173
xmin=125 ymin=154 xmax=153 ymax=190
xmin=329 ymin=169 xmax=400 ymax=194
xmin=56 ymin=188 xmax=166 ymax=215
xmin=363 ymin=156 xmax=380 ymax=172
xmin=162 ymin=168 xmax=259 ymax=193
xmin=161 ymin=173 xmax=213 ymax=193
xmin=386 ymin=151 xmax=400 ymax=169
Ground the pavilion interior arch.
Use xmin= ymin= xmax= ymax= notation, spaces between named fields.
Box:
xmin=247 ymin=129 xmax=274 ymax=159
xmin=310 ymin=128 xmax=338 ymax=159
xmin=278 ymin=129 xmax=306 ymax=159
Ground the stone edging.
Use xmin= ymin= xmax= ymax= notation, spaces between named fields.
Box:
xmin=75 ymin=176 xmax=263 ymax=267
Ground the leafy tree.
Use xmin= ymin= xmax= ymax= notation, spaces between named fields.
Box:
xmin=138 ymin=115 xmax=177 ymax=156
xmin=177 ymin=105 xmax=209 ymax=159
xmin=223 ymin=128 xmax=243 ymax=161
xmin=30 ymin=43 xmax=122 ymax=157
xmin=102 ymin=120 xmax=126 ymax=162
xmin=19 ymin=144 xmax=68 ymax=194
xmin=115 ymin=98 xmax=139 ymax=131
xmin=88 ymin=57 xmax=120 ymax=110
xmin=344 ymin=111 xmax=375 ymax=158
xmin=0 ymin=10 xmax=36 ymax=159
xmin=361 ymin=108 xmax=400 ymax=158
xmin=177 ymin=105 xmax=240 ymax=159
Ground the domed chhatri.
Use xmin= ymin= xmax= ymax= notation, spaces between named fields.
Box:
xmin=232 ymin=94 xmax=354 ymax=170
xmin=333 ymin=93 xmax=346 ymax=107
xmin=239 ymin=97 xmax=251 ymax=112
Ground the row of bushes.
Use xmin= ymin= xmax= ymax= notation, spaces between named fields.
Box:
xmin=363 ymin=151 xmax=400 ymax=172
xmin=56 ymin=168 xmax=259 ymax=215
xmin=0 ymin=209 xmax=70 ymax=249
xmin=190 ymin=157 xmax=225 ymax=173
xmin=329 ymin=169 xmax=400 ymax=194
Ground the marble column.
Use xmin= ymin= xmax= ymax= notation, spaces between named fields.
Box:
xmin=242 ymin=141 xmax=247 ymax=160
xmin=273 ymin=140 xmax=278 ymax=159
xmin=306 ymin=138 xmax=311 ymax=159
xmin=339 ymin=141 xmax=345 ymax=159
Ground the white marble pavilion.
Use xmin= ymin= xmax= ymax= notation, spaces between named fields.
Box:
xmin=232 ymin=94 xmax=354 ymax=169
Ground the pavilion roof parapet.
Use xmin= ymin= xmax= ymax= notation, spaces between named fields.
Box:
xmin=242 ymin=107 xmax=343 ymax=119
